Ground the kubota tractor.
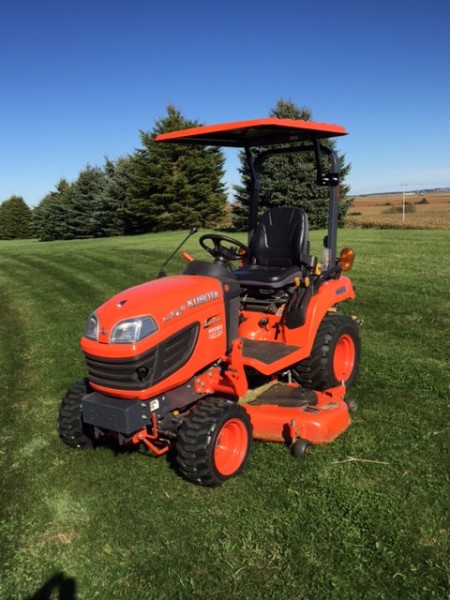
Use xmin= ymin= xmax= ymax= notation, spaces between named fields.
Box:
xmin=58 ymin=117 xmax=360 ymax=486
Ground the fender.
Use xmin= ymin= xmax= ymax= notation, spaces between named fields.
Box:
xmin=283 ymin=275 xmax=355 ymax=354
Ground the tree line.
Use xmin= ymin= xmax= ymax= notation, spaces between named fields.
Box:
xmin=0 ymin=100 xmax=352 ymax=241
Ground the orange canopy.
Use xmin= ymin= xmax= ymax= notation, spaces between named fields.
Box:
xmin=154 ymin=117 xmax=346 ymax=147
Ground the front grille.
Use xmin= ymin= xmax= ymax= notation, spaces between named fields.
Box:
xmin=85 ymin=323 xmax=199 ymax=391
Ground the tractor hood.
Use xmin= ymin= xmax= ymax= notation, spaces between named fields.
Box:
xmin=80 ymin=274 xmax=225 ymax=360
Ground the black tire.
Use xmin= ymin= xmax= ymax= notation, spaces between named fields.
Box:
xmin=291 ymin=438 xmax=312 ymax=459
xmin=293 ymin=313 xmax=360 ymax=391
xmin=176 ymin=397 xmax=253 ymax=487
xmin=58 ymin=378 xmax=94 ymax=449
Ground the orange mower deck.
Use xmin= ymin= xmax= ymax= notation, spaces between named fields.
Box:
xmin=242 ymin=384 xmax=350 ymax=445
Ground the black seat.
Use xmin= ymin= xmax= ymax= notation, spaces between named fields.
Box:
xmin=234 ymin=207 xmax=311 ymax=288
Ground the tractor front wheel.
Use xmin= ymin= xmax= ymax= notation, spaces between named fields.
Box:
xmin=176 ymin=397 xmax=252 ymax=486
xmin=293 ymin=313 xmax=360 ymax=390
xmin=58 ymin=378 xmax=94 ymax=449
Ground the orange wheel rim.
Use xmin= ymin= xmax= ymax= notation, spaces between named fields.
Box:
xmin=214 ymin=419 xmax=248 ymax=476
xmin=333 ymin=334 xmax=356 ymax=382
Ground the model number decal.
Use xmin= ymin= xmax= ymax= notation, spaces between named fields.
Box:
xmin=162 ymin=290 xmax=220 ymax=323
xmin=162 ymin=305 xmax=186 ymax=323
xmin=208 ymin=324 xmax=223 ymax=339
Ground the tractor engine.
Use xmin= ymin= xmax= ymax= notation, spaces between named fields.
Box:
xmin=80 ymin=269 xmax=241 ymax=401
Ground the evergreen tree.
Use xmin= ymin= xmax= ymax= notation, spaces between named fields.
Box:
xmin=127 ymin=105 xmax=227 ymax=233
xmin=0 ymin=196 xmax=32 ymax=239
xmin=32 ymin=105 xmax=228 ymax=239
xmin=69 ymin=165 xmax=107 ymax=238
xmin=96 ymin=157 xmax=129 ymax=237
xmin=232 ymin=99 xmax=352 ymax=230
xmin=34 ymin=164 xmax=126 ymax=241
xmin=33 ymin=179 xmax=75 ymax=241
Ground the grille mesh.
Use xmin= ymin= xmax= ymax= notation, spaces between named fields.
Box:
xmin=85 ymin=323 xmax=199 ymax=391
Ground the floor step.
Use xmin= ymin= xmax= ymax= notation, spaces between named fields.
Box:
xmin=242 ymin=339 xmax=300 ymax=365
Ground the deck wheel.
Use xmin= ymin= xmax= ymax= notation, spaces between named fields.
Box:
xmin=291 ymin=438 xmax=312 ymax=459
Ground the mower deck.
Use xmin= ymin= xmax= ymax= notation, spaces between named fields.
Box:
xmin=242 ymin=384 xmax=350 ymax=445
xmin=248 ymin=383 xmax=317 ymax=407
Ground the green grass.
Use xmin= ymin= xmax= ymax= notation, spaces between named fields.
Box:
xmin=1 ymin=229 xmax=449 ymax=599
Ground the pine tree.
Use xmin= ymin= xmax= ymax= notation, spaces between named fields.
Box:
xmin=0 ymin=196 xmax=32 ymax=239
xmin=127 ymin=105 xmax=227 ymax=233
xmin=33 ymin=179 xmax=75 ymax=241
xmin=34 ymin=164 xmax=127 ymax=241
xmin=69 ymin=165 xmax=107 ymax=238
xmin=232 ymin=99 xmax=352 ymax=230
xmin=96 ymin=157 xmax=129 ymax=237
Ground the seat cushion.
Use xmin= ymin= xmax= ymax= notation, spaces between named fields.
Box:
xmin=233 ymin=264 xmax=301 ymax=288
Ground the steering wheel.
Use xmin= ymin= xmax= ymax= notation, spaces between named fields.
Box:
xmin=199 ymin=234 xmax=249 ymax=263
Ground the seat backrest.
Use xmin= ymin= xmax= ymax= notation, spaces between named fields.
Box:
xmin=250 ymin=207 xmax=310 ymax=267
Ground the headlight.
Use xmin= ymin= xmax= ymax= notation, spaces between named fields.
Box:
xmin=84 ymin=313 xmax=99 ymax=341
xmin=111 ymin=316 xmax=158 ymax=344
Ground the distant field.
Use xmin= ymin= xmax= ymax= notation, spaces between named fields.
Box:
xmin=348 ymin=191 xmax=450 ymax=229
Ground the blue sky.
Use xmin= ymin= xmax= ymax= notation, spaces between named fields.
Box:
xmin=1 ymin=0 xmax=449 ymax=206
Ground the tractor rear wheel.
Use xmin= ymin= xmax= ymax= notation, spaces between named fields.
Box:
xmin=176 ymin=397 xmax=252 ymax=486
xmin=293 ymin=313 xmax=360 ymax=391
xmin=58 ymin=378 xmax=94 ymax=449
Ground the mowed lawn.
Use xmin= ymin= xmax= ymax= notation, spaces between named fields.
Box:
xmin=0 ymin=229 xmax=449 ymax=599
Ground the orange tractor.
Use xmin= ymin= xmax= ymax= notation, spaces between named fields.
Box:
xmin=58 ymin=118 xmax=360 ymax=486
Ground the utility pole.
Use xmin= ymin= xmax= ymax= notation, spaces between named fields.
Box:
xmin=402 ymin=184 xmax=407 ymax=223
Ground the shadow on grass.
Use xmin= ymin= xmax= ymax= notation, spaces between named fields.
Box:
xmin=25 ymin=572 xmax=77 ymax=600
xmin=93 ymin=434 xmax=182 ymax=476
